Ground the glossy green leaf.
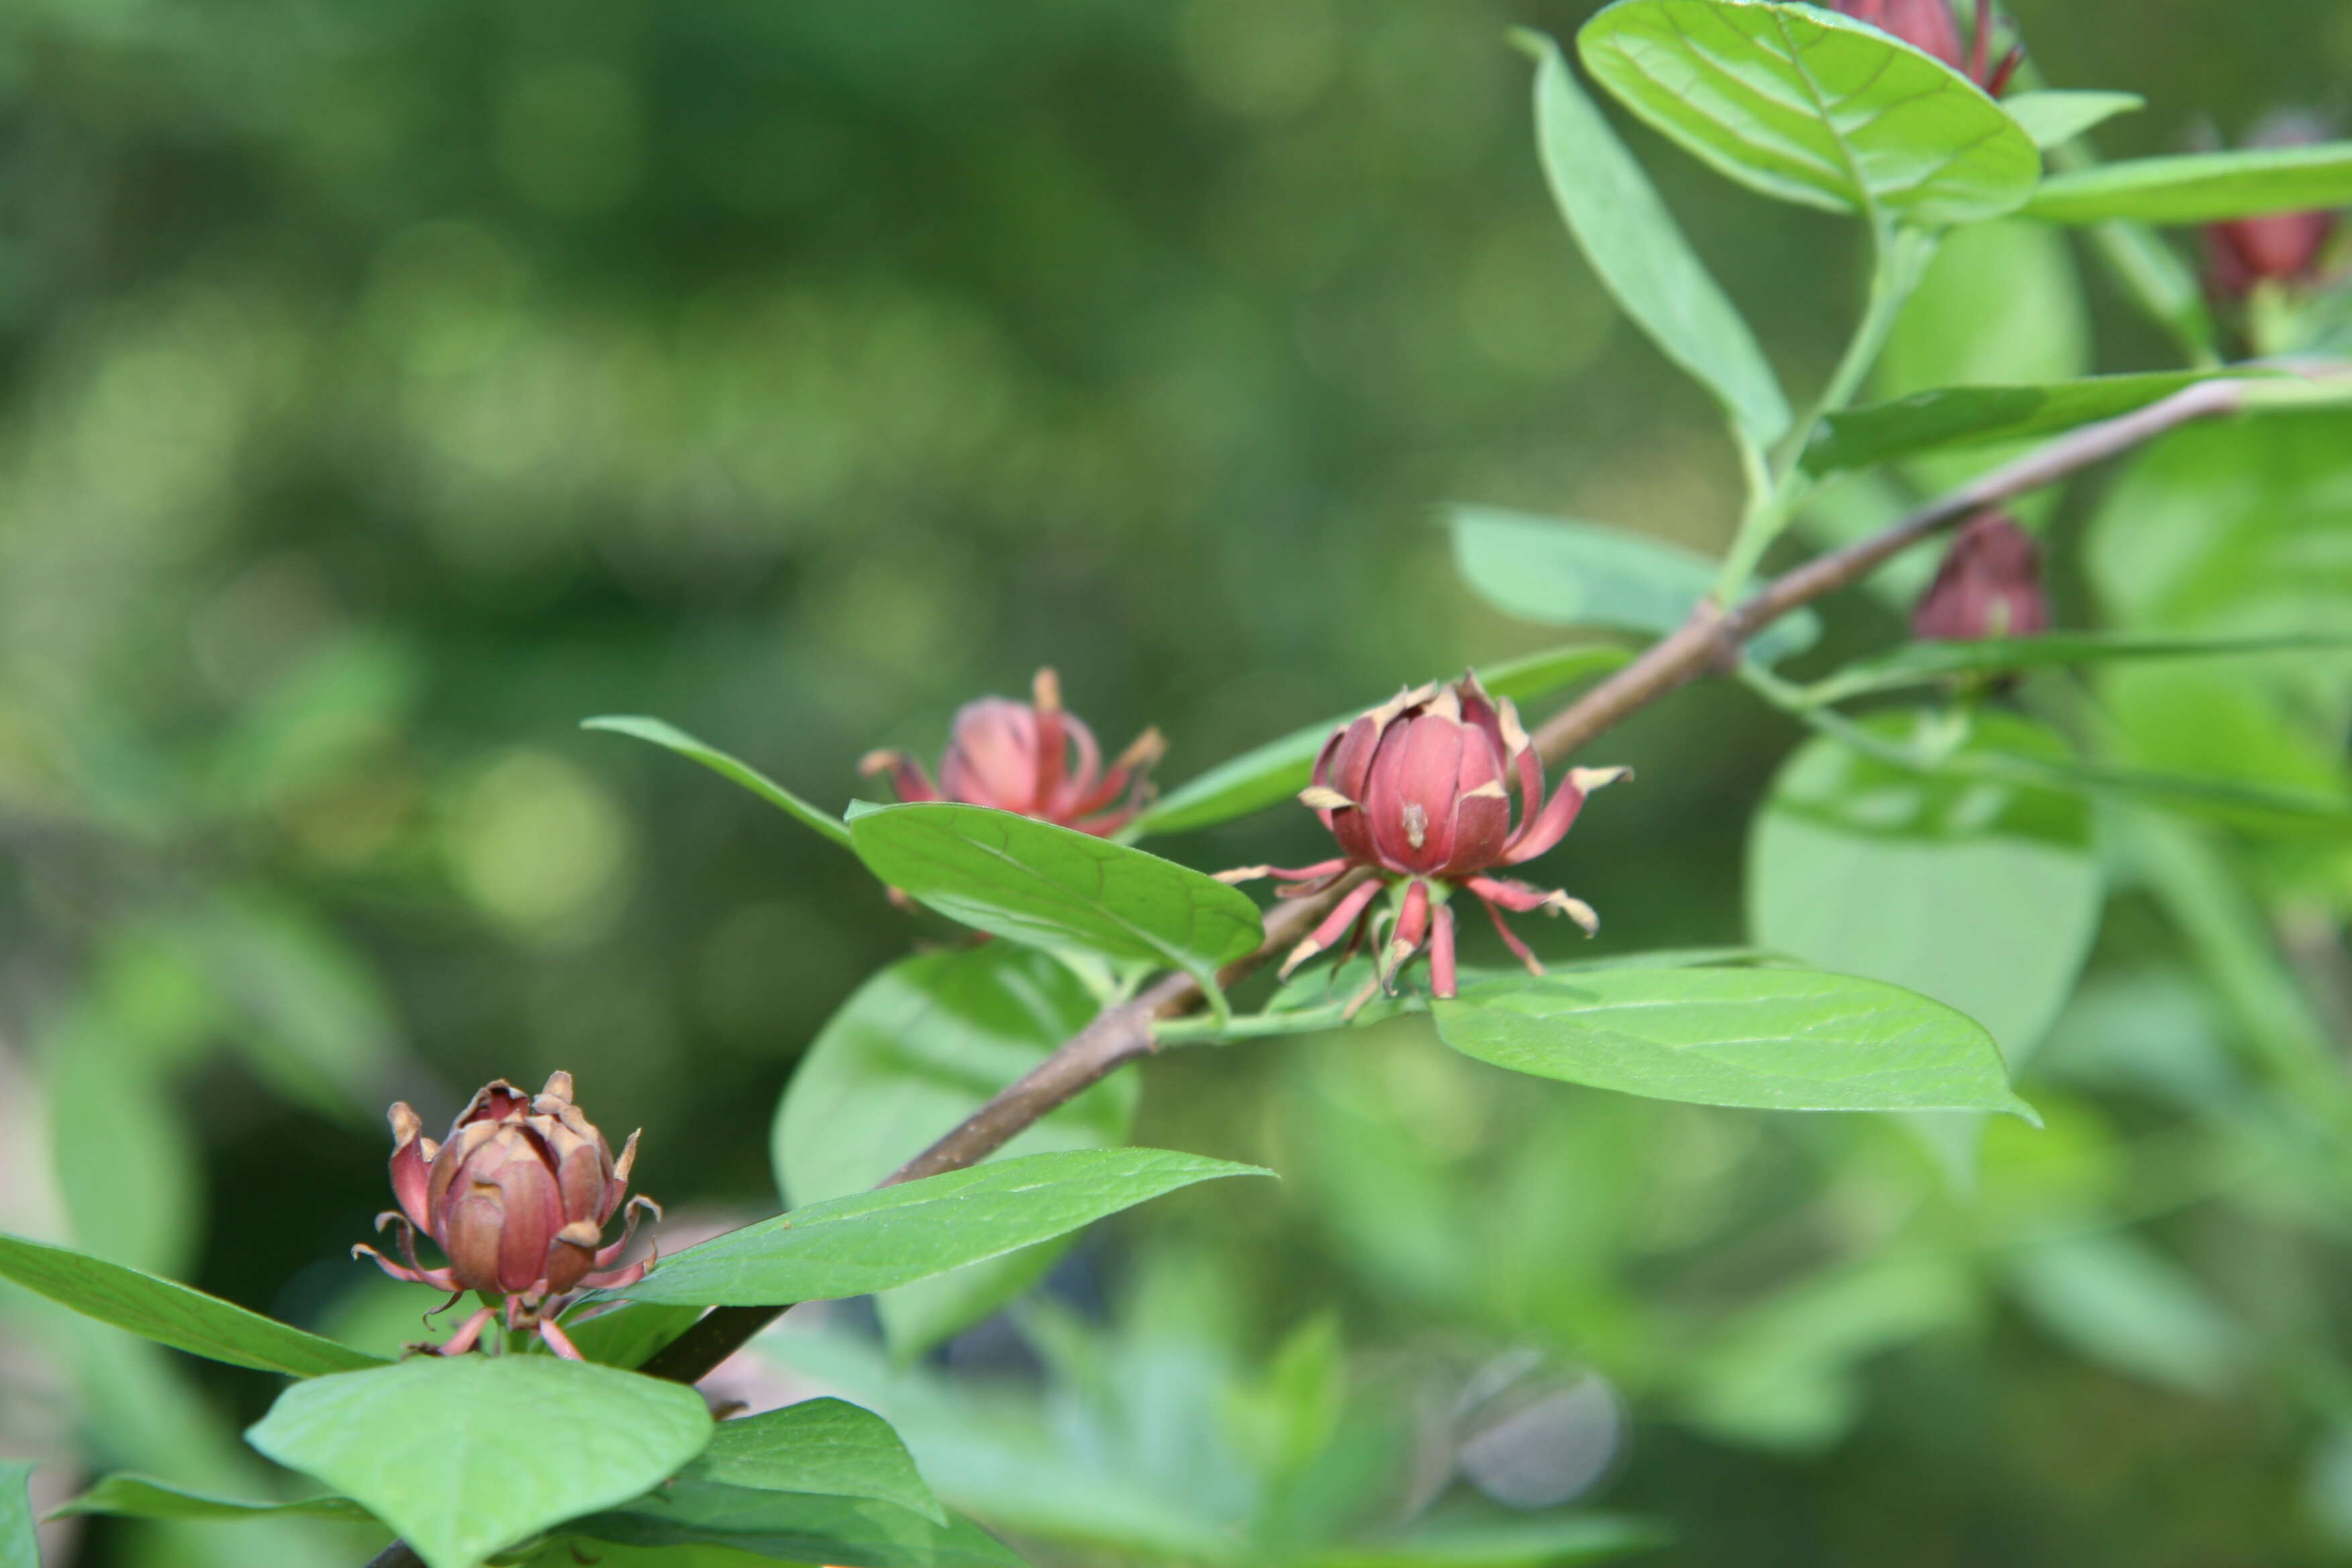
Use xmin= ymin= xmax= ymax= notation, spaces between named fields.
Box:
xmin=2001 ymin=91 xmax=2144 ymax=150
xmin=1516 ymin=28 xmax=1790 ymax=445
xmin=777 ymin=946 xmax=1131 ymax=1357
xmin=50 ymin=1475 xmax=379 ymax=1526
xmin=556 ymin=1300 xmax=709 ymax=1370
xmin=1577 ymin=0 xmax=2041 ymax=226
xmin=2024 ymin=141 xmax=2352 ymax=224
xmin=1132 ymin=644 xmax=1629 ymax=838
xmin=1794 ymin=632 xmax=2352 ymax=706
xmin=1434 ymin=968 xmax=2032 ymax=1118
xmin=245 ymin=1355 xmax=714 ymax=1568
xmin=1748 ymin=712 xmax=2101 ymax=1073
xmin=1304 ymin=1514 xmax=1670 ymax=1568
xmin=1 ymin=1463 xmax=31 ymax=1568
xmin=0 ymin=1229 xmax=385 ymax=1378
xmin=584 ymin=714 xmax=851 ymax=847
xmin=848 ymin=803 xmax=1262 ymax=977
xmin=683 ymin=1400 xmax=942 ymax=1526
xmin=1449 ymin=507 xmax=1820 ymax=664
xmin=565 ymin=1481 xmax=1024 ymax=1568
xmin=1807 ymin=370 xmax=2256 ymax=473
xmin=624 ymin=1148 xmax=1273 ymax=1307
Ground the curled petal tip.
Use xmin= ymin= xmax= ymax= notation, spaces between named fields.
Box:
xmin=1297 ymin=785 xmax=1354 ymax=810
xmin=1545 ymin=892 xmax=1601 ymax=935
xmin=1031 ymin=667 xmax=1063 ymax=713
xmin=1214 ymin=865 xmax=1272 ymax=884
xmin=389 ymin=1102 xmax=422 ymax=1145
xmin=1569 ymin=766 xmax=1632 ymax=793
xmin=1117 ymin=727 xmax=1168 ymax=770
xmin=856 ymin=748 xmax=904 ymax=778
xmin=538 ymin=1070 xmax=575 ymax=1104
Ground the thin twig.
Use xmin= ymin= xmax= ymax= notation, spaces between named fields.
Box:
xmin=358 ymin=379 xmax=2254 ymax=1568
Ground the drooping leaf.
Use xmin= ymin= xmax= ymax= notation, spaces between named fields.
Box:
xmin=683 ymin=1400 xmax=942 ymax=1526
xmin=848 ymin=803 xmax=1263 ymax=979
xmin=622 ymin=1149 xmax=1272 ymax=1308
xmin=777 ymin=946 xmax=1131 ymax=1357
xmin=1 ymin=1463 xmax=32 ymax=1568
xmin=2000 ymin=91 xmax=2145 ymax=150
xmin=1747 ymin=712 xmax=2102 ymax=1073
xmin=584 ymin=715 xmax=851 ymax=847
xmin=1434 ymin=968 xmax=2033 ymax=1119
xmin=2024 ymin=142 xmax=2352 ymax=224
xmin=0 ymin=1230 xmax=385 ymax=1378
xmin=1448 ymin=507 xmax=1820 ymax=664
xmin=1303 ymin=1513 xmax=1671 ymax=1568
xmin=1793 ymin=632 xmax=2352 ymax=706
xmin=562 ymin=1481 xmax=1024 ymax=1568
xmin=50 ymin=1475 xmax=380 ymax=1526
xmin=1131 ymin=644 xmax=1629 ymax=838
xmin=556 ymin=1300 xmax=709 ymax=1370
xmin=1514 ymin=28 xmax=1790 ymax=445
xmin=244 ymin=1356 xmax=714 ymax=1568
xmin=1806 ymin=369 xmax=2259 ymax=473
xmin=1577 ymin=0 xmax=2041 ymax=226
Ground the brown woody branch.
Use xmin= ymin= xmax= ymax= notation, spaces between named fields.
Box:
xmin=362 ymin=378 xmax=2249 ymax=1568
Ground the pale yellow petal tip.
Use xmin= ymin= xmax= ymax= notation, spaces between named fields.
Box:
xmin=1570 ymin=765 xmax=1633 ymax=794
xmin=1297 ymin=785 xmax=1354 ymax=811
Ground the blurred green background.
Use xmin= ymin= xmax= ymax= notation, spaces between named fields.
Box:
xmin=5 ymin=0 xmax=2352 ymax=1563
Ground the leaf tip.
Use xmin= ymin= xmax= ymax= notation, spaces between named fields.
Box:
xmin=1505 ymin=25 xmax=1555 ymax=63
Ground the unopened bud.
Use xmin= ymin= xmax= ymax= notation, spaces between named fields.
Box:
xmin=1912 ymin=513 xmax=2049 ymax=644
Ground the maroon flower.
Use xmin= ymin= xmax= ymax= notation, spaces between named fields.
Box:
xmin=356 ymin=1072 xmax=658 ymax=1358
xmin=2203 ymin=113 xmax=2341 ymax=299
xmin=1829 ymin=0 xmax=2021 ymax=95
xmin=1912 ymin=511 xmax=2050 ymax=644
xmin=861 ymin=668 xmax=1164 ymax=837
xmin=1220 ymin=673 xmax=1627 ymax=1006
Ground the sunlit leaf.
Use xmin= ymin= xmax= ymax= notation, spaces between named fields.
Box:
xmin=777 ymin=946 xmax=1130 ymax=1357
xmin=245 ymin=1356 xmax=714 ymax=1568
xmin=1434 ymin=968 xmax=2034 ymax=1118
xmin=623 ymin=1148 xmax=1273 ymax=1307
xmin=1748 ymin=712 xmax=2101 ymax=1073
xmin=1793 ymin=632 xmax=2352 ymax=705
xmin=562 ymin=1481 xmax=1024 ymax=1568
xmin=1807 ymin=369 xmax=2258 ymax=473
xmin=50 ymin=1475 xmax=379 ymax=1526
xmin=1577 ymin=0 xmax=2041 ymax=226
xmin=683 ymin=1399 xmax=942 ymax=1526
xmin=584 ymin=715 xmax=850 ymax=847
xmin=0 ymin=1230 xmax=385 ymax=1378
xmin=1132 ymin=644 xmax=1629 ymax=838
xmin=848 ymin=803 xmax=1263 ymax=979
xmin=1515 ymin=28 xmax=1790 ymax=445
xmin=2001 ymin=91 xmax=2144 ymax=150
xmin=1449 ymin=507 xmax=1820 ymax=664
xmin=2024 ymin=142 xmax=2352 ymax=224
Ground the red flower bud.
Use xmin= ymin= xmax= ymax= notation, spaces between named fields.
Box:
xmin=1828 ymin=0 xmax=2020 ymax=93
xmin=2202 ymin=114 xmax=2341 ymax=298
xmin=1220 ymin=674 xmax=1628 ymax=1007
xmin=1911 ymin=512 xmax=2049 ymax=644
xmin=356 ymin=1072 xmax=658 ymax=1358
xmin=861 ymin=668 xmax=1165 ymax=836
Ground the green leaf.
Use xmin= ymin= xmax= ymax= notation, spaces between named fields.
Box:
xmin=622 ymin=1148 xmax=1273 ymax=1307
xmin=1747 ymin=712 xmax=2102 ymax=1072
xmin=1807 ymin=370 xmax=2257 ymax=473
xmin=564 ymin=1481 xmax=1024 ymax=1568
xmin=245 ymin=1356 xmax=714 ymax=1568
xmin=1794 ymin=632 xmax=2352 ymax=706
xmin=556 ymin=1300 xmax=709 ymax=1370
xmin=847 ymin=803 xmax=1263 ymax=980
xmin=2002 ymin=1232 xmax=2247 ymax=1397
xmin=683 ymin=1400 xmax=942 ymax=1526
xmin=49 ymin=1474 xmax=380 ymax=1526
xmin=1448 ymin=507 xmax=1820 ymax=665
xmin=0 ymin=1229 xmax=386 ymax=1378
xmin=1434 ymin=967 xmax=2033 ymax=1119
xmin=1 ymin=1463 xmax=32 ymax=1568
xmin=2024 ymin=141 xmax=2352 ymax=224
xmin=777 ymin=946 xmax=1132 ymax=1358
xmin=584 ymin=715 xmax=851 ymax=847
xmin=1577 ymin=0 xmax=2041 ymax=226
xmin=1514 ymin=28 xmax=1790 ymax=445
xmin=2000 ymin=91 xmax=2145 ymax=150
xmin=1304 ymin=1514 xmax=1671 ymax=1568
xmin=1130 ymin=644 xmax=1629 ymax=838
